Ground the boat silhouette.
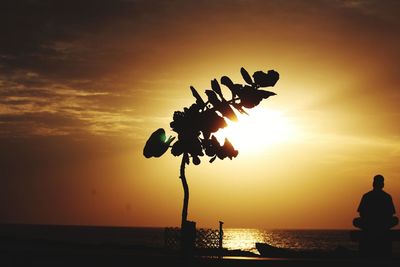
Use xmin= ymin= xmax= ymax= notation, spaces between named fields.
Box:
xmin=255 ymin=242 xmax=355 ymax=259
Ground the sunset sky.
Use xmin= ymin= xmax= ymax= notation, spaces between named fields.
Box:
xmin=1 ymin=0 xmax=400 ymax=229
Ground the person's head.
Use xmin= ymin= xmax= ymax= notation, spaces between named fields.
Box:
xmin=373 ymin=174 xmax=384 ymax=190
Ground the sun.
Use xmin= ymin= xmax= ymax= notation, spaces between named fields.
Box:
xmin=214 ymin=107 xmax=297 ymax=153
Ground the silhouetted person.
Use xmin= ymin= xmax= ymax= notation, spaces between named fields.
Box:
xmin=353 ymin=174 xmax=398 ymax=231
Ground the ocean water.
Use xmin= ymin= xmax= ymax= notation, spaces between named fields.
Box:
xmin=156 ymin=227 xmax=400 ymax=256
xmin=1 ymin=224 xmax=399 ymax=256
xmin=223 ymin=228 xmax=359 ymax=254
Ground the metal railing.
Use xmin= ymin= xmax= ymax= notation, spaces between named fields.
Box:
xmin=164 ymin=227 xmax=222 ymax=250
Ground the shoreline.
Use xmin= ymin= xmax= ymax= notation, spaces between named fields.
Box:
xmin=2 ymin=236 xmax=400 ymax=267
xmin=2 ymin=224 xmax=400 ymax=266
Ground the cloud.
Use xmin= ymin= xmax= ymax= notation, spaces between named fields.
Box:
xmin=0 ymin=70 xmax=144 ymax=137
xmin=1 ymin=0 xmax=399 ymax=140
xmin=338 ymin=0 xmax=400 ymax=22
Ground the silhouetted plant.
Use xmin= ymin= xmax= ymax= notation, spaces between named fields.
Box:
xmin=143 ymin=67 xmax=279 ymax=229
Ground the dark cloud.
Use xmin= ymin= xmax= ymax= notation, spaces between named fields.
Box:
xmin=0 ymin=0 xmax=132 ymax=53
xmin=0 ymin=111 xmax=88 ymax=137
xmin=2 ymin=0 xmax=398 ymax=80
xmin=0 ymin=88 xmax=56 ymax=99
xmin=0 ymin=0 xmax=139 ymax=82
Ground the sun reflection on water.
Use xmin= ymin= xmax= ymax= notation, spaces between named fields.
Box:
xmin=223 ymin=228 xmax=265 ymax=254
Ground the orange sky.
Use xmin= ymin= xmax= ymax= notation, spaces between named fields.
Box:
xmin=1 ymin=0 xmax=400 ymax=229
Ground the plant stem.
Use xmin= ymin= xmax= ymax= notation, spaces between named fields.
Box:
xmin=180 ymin=153 xmax=189 ymax=228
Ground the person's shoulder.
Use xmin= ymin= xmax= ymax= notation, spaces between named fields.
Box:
xmin=382 ymin=190 xmax=393 ymax=198
xmin=363 ymin=190 xmax=374 ymax=197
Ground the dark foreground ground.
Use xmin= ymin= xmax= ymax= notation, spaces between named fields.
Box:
xmin=1 ymin=237 xmax=400 ymax=267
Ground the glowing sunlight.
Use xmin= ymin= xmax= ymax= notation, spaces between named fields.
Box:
xmin=214 ymin=107 xmax=297 ymax=153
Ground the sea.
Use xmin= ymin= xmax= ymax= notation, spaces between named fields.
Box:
xmin=1 ymin=224 xmax=399 ymax=256
xmin=131 ymin=227 xmax=400 ymax=256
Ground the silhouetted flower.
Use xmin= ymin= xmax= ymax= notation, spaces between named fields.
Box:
xmin=143 ymin=67 xmax=279 ymax=164
xmin=143 ymin=68 xmax=280 ymax=234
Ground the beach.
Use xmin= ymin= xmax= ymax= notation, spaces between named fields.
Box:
xmin=2 ymin=239 xmax=400 ymax=267
xmin=1 ymin=224 xmax=400 ymax=267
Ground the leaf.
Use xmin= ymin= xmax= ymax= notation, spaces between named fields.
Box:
xmin=203 ymin=138 xmax=216 ymax=157
xmin=237 ymin=86 xmax=263 ymax=108
xmin=190 ymin=86 xmax=205 ymax=107
xmin=232 ymin=84 xmax=242 ymax=97
xmin=240 ymin=97 xmax=262 ymax=109
xmin=205 ymin=90 xmax=221 ymax=107
xmin=257 ymin=90 xmax=276 ymax=99
xmin=231 ymin=102 xmax=249 ymax=115
xmin=222 ymin=138 xmax=238 ymax=159
xmin=143 ymin=128 xmax=174 ymax=158
xmin=192 ymin=156 xmax=201 ymax=165
xmin=171 ymin=140 xmax=183 ymax=156
xmin=211 ymin=79 xmax=223 ymax=99
xmin=205 ymin=90 xmax=238 ymax=121
xmin=240 ymin=67 xmax=253 ymax=85
xmin=219 ymin=101 xmax=238 ymax=121
xmin=209 ymin=155 xmax=217 ymax=163
xmin=166 ymin=135 xmax=176 ymax=145
xmin=200 ymin=110 xmax=227 ymax=134
xmin=221 ymin=76 xmax=242 ymax=99
xmin=186 ymin=138 xmax=204 ymax=157
xmin=221 ymin=76 xmax=234 ymax=89
xmin=252 ymin=70 xmax=279 ymax=87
